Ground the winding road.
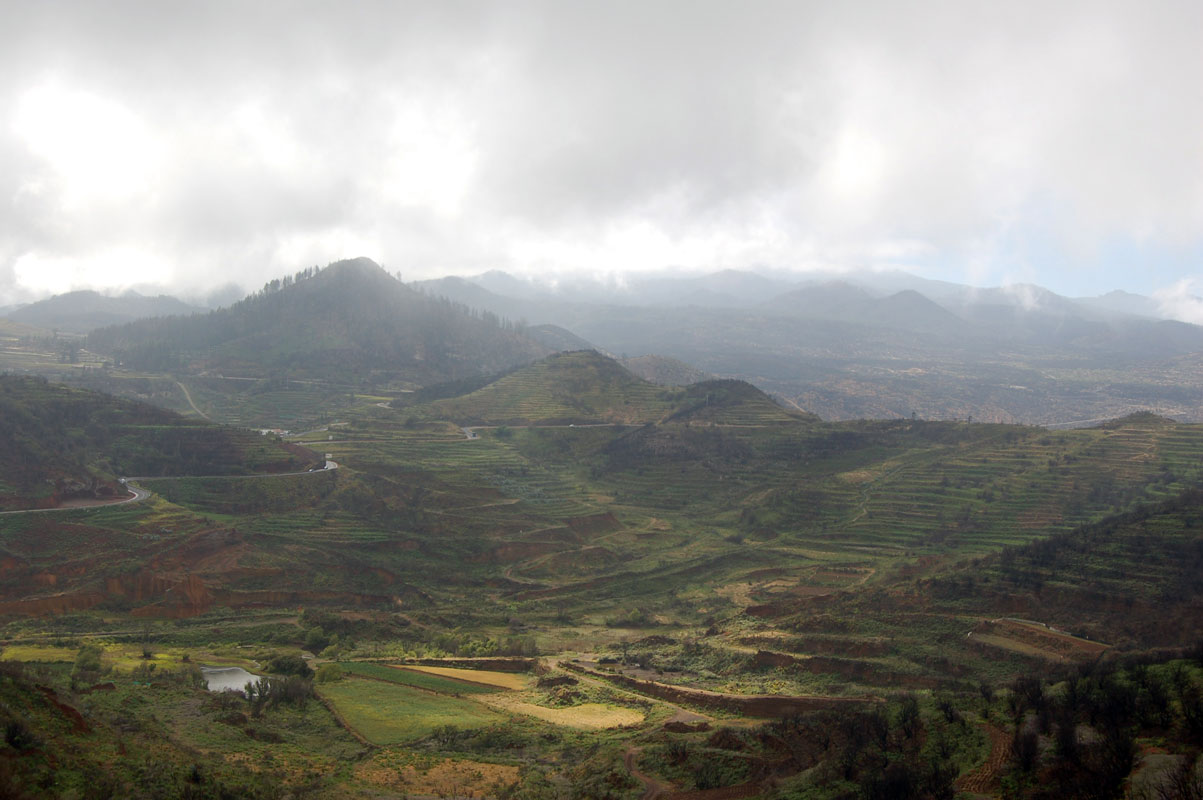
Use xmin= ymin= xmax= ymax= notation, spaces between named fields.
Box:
xmin=0 ymin=461 xmax=338 ymax=517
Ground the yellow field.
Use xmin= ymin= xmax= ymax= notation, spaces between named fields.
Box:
xmin=107 ymin=646 xmax=190 ymax=670
xmin=0 ymin=645 xmax=76 ymax=662
xmin=479 ymin=694 xmax=644 ymax=729
xmin=400 ymin=665 xmax=529 ymax=690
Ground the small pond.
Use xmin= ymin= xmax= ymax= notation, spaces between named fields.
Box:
xmin=201 ymin=666 xmax=260 ymax=693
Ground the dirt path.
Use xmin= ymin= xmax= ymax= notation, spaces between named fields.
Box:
xmin=955 ymin=721 xmax=1010 ymax=796
xmin=176 ymin=380 xmax=209 ymax=420
xmin=625 ymin=747 xmax=672 ymax=800
xmin=847 ymin=460 xmax=909 ymax=525
xmin=777 ymin=395 xmax=811 ymax=415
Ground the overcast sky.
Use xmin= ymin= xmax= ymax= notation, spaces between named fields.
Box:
xmin=3 ymin=1 xmax=1202 ymax=316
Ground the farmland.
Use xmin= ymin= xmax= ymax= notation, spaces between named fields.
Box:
xmin=1 ymin=350 xmax=1203 ymax=797
xmin=317 ymin=679 xmax=503 ymax=745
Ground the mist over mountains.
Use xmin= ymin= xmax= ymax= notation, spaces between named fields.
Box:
xmin=6 ymin=290 xmax=203 ymax=334
xmin=416 ymin=267 xmax=1203 ymax=424
xmin=5 ymin=258 xmax=1201 ymax=426
xmin=84 ymin=258 xmax=550 ymax=386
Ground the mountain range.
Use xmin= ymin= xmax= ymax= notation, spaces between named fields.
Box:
xmin=7 ymin=259 xmax=1201 ymax=426
xmin=415 ymin=269 xmax=1203 ymax=424
xmin=4 ymin=289 xmax=203 ymax=334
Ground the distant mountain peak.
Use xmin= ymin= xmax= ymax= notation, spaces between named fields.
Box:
xmin=326 ymin=256 xmax=383 ymax=272
xmin=7 ymin=288 xmax=202 ymax=334
xmin=86 ymin=259 xmax=550 ymax=385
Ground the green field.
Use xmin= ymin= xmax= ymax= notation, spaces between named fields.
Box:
xmin=319 ymin=678 xmax=503 ymax=745
xmin=339 ymin=662 xmax=501 ymax=694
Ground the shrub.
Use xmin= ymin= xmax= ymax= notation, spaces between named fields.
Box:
xmin=4 ymin=720 xmax=38 ymax=751
xmin=264 ymin=654 xmax=313 ymax=679
xmin=72 ymin=644 xmax=103 ymax=679
xmin=315 ymin=663 xmax=344 ymax=684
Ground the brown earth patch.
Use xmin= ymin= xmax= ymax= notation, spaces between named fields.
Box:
xmin=567 ymin=512 xmax=624 ymax=537
xmin=738 ymin=636 xmax=891 ymax=658
xmin=969 ymin=619 xmax=1108 ymax=662
xmin=534 ymin=546 xmax=620 ymax=575
xmin=37 ymin=686 xmax=90 ymax=734
xmin=355 ymin=756 xmax=519 ymax=796
xmin=664 ymin=720 xmax=712 ymax=733
xmin=475 ymin=540 xmax=565 ymax=564
xmin=751 ymin=650 xmax=960 ymax=690
xmin=403 ymin=657 xmax=535 ymax=673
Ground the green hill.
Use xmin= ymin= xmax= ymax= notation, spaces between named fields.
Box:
xmin=0 ymin=375 xmax=315 ymax=510
xmin=661 ymin=379 xmax=807 ymax=425
xmin=426 ymin=350 xmax=797 ymax=426
xmin=86 ymin=258 xmax=550 ymax=386
xmin=427 ymin=350 xmax=672 ymax=424
xmin=6 ymin=290 xmax=202 ymax=334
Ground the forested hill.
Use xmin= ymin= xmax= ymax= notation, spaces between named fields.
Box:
xmin=86 ymin=258 xmax=552 ymax=385
xmin=5 ymin=290 xmax=202 ymax=334
xmin=0 ymin=376 xmax=315 ymax=511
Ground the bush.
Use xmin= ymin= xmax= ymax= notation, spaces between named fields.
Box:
xmin=4 ymin=720 xmax=38 ymax=751
xmin=245 ymin=675 xmax=314 ymax=712
xmin=303 ymin=626 xmax=330 ymax=654
xmin=264 ymin=654 xmax=313 ymax=679
xmin=72 ymin=644 xmax=104 ymax=679
xmin=315 ymin=663 xmax=344 ymax=684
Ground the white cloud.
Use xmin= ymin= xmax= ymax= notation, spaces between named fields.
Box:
xmin=1 ymin=1 xmax=1202 ymax=303
xmin=1154 ymin=278 xmax=1203 ymax=325
xmin=13 ymin=84 xmax=163 ymax=207
xmin=14 ymin=248 xmax=170 ymax=296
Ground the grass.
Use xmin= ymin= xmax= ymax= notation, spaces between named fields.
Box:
xmin=318 ymin=677 xmax=503 ymax=745
xmin=339 ymin=662 xmax=502 ymax=694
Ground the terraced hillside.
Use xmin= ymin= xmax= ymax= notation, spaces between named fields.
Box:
xmin=427 ymin=349 xmax=676 ymax=424
xmin=427 ymin=349 xmax=800 ymax=426
xmin=5 ymin=358 xmax=1202 ymax=659
xmin=0 ymin=375 xmax=316 ymax=510
xmin=3 ymin=356 xmax=1203 ymax=799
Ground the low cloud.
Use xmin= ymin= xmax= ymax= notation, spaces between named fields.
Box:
xmin=1154 ymin=279 xmax=1203 ymax=325
xmin=2 ymin=2 xmax=1202 ymax=303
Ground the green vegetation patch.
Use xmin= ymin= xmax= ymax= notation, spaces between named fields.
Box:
xmin=318 ymin=677 xmax=502 ymax=745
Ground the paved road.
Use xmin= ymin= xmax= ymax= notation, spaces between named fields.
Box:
xmin=460 ymin=422 xmax=628 ymax=440
xmin=1044 ymin=416 xmax=1117 ymax=430
xmin=0 ymin=461 xmax=338 ymax=517
xmin=0 ymin=482 xmax=148 ymax=517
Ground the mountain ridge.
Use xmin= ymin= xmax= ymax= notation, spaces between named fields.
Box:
xmin=5 ymin=289 xmax=203 ymax=334
xmin=86 ymin=258 xmax=552 ymax=386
